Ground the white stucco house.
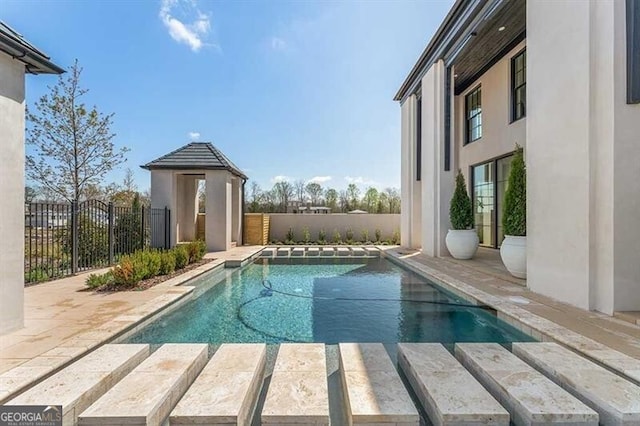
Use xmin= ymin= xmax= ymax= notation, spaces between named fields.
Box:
xmin=0 ymin=22 xmax=64 ymax=334
xmin=142 ymin=142 xmax=247 ymax=252
xmin=397 ymin=0 xmax=640 ymax=315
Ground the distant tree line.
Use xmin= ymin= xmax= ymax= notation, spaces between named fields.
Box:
xmin=243 ymin=179 xmax=401 ymax=214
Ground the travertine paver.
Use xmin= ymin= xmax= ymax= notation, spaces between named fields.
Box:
xmin=78 ymin=344 xmax=208 ymax=426
xmin=291 ymin=247 xmax=305 ymax=257
xmin=337 ymin=247 xmax=351 ymax=257
xmin=307 ymin=247 xmax=320 ymax=256
xmin=276 ymin=247 xmax=290 ymax=257
xmin=170 ymin=344 xmax=266 ymax=426
xmin=455 ymin=343 xmax=598 ymax=426
xmin=321 ymin=247 xmax=335 ymax=257
xmin=398 ymin=343 xmax=509 ymax=426
xmin=339 ymin=343 xmax=419 ymax=425
xmin=262 ymin=343 xmax=329 ymax=425
xmin=364 ymin=247 xmax=380 ymax=256
xmin=351 ymin=247 xmax=367 ymax=257
xmin=5 ymin=344 xmax=149 ymax=426
xmin=261 ymin=248 xmax=275 ymax=257
xmin=513 ymin=342 xmax=640 ymax=425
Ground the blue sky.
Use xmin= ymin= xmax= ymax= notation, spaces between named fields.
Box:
xmin=4 ymin=0 xmax=452 ymax=192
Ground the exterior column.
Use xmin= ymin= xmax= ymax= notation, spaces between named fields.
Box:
xmin=527 ymin=0 xmax=640 ymax=313
xmin=231 ymin=177 xmax=242 ymax=244
xmin=176 ymin=175 xmax=198 ymax=242
xmin=420 ymin=60 xmax=453 ymax=257
xmin=205 ymin=171 xmax=232 ymax=251
xmin=400 ymin=95 xmax=418 ymax=248
xmin=150 ymin=169 xmax=177 ymax=247
xmin=0 ymin=54 xmax=25 ymax=334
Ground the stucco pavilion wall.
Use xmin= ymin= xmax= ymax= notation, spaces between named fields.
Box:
xmin=269 ymin=214 xmax=400 ymax=242
xmin=0 ymin=52 xmax=26 ymax=334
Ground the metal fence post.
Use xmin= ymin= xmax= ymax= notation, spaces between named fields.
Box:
xmin=108 ymin=202 xmax=114 ymax=264
xmin=71 ymin=199 xmax=79 ymax=274
xmin=140 ymin=206 xmax=146 ymax=250
xmin=164 ymin=207 xmax=170 ymax=249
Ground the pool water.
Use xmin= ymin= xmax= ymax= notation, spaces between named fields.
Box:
xmin=124 ymin=257 xmax=534 ymax=345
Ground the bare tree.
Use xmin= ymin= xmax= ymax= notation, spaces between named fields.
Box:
xmin=362 ymin=187 xmax=379 ymax=213
xmin=346 ymin=183 xmax=360 ymax=210
xmin=325 ymin=188 xmax=338 ymax=211
xmin=26 ymin=60 xmax=128 ymax=202
xmin=294 ymin=179 xmax=306 ymax=205
xmin=305 ymin=182 xmax=323 ymax=205
xmin=273 ymin=180 xmax=294 ymax=212
xmin=384 ymin=187 xmax=401 ymax=213
xmin=247 ymin=181 xmax=262 ymax=213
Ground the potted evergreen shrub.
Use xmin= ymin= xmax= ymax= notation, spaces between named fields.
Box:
xmin=445 ymin=170 xmax=479 ymax=259
xmin=500 ymin=144 xmax=527 ymax=278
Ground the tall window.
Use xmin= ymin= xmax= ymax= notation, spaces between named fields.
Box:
xmin=512 ymin=50 xmax=526 ymax=120
xmin=465 ymin=86 xmax=482 ymax=144
xmin=416 ymin=96 xmax=422 ymax=181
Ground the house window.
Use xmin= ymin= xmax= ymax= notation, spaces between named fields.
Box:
xmin=512 ymin=50 xmax=526 ymax=120
xmin=465 ymin=86 xmax=482 ymax=144
xmin=416 ymin=96 xmax=422 ymax=181
xmin=628 ymin=0 xmax=640 ymax=104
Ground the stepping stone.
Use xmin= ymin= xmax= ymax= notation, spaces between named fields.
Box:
xmin=398 ymin=343 xmax=509 ymax=426
xmin=351 ymin=247 xmax=367 ymax=257
xmin=291 ymin=247 xmax=305 ymax=257
xmin=261 ymin=248 xmax=275 ymax=257
xmin=170 ymin=344 xmax=266 ymax=425
xmin=262 ymin=343 xmax=329 ymax=425
xmin=78 ymin=343 xmax=208 ymax=426
xmin=337 ymin=247 xmax=351 ymax=257
xmin=513 ymin=342 xmax=640 ymax=426
xmin=339 ymin=343 xmax=419 ymax=425
xmin=455 ymin=343 xmax=598 ymax=426
xmin=321 ymin=247 xmax=335 ymax=257
xmin=364 ymin=247 xmax=380 ymax=257
xmin=6 ymin=344 xmax=149 ymax=426
xmin=276 ymin=248 xmax=290 ymax=257
xmin=307 ymin=247 xmax=320 ymax=256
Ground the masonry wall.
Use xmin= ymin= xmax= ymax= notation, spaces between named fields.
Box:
xmin=268 ymin=214 xmax=400 ymax=243
xmin=0 ymin=52 xmax=26 ymax=334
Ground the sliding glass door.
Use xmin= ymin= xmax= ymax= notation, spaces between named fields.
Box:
xmin=472 ymin=154 xmax=513 ymax=248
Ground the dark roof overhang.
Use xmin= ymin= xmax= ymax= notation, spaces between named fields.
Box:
xmin=0 ymin=22 xmax=64 ymax=75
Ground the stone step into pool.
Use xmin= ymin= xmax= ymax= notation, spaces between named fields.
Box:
xmin=5 ymin=342 xmax=640 ymax=426
xmin=261 ymin=246 xmax=380 ymax=258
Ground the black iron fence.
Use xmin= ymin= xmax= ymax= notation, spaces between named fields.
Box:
xmin=24 ymin=200 xmax=170 ymax=284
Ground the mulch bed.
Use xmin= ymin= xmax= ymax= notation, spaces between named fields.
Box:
xmin=86 ymin=259 xmax=214 ymax=293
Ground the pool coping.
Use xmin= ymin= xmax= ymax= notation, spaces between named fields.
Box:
xmin=382 ymin=249 xmax=640 ymax=386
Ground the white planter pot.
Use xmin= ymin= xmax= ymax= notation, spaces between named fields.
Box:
xmin=500 ymin=235 xmax=527 ymax=278
xmin=445 ymin=229 xmax=479 ymax=260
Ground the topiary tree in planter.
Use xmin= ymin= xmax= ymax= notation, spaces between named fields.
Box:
xmin=500 ymin=144 xmax=527 ymax=278
xmin=450 ymin=170 xmax=474 ymax=230
xmin=445 ymin=170 xmax=478 ymax=259
xmin=502 ymin=144 xmax=526 ymax=236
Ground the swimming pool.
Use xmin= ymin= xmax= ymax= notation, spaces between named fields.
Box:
xmin=124 ymin=257 xmax=534 ymax=345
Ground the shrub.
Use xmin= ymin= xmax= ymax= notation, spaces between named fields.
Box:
xmin=285 ymin=227 xmax=295 ymax=244
xmin=173 ymin=245 xmax=189 ymax=269
xmin=503 ymin=144 xmax=526 ymax=236
xmin=450 ymin=169 xmax=474 ymax=230
xmin=391 ymin=229 xmax=400 ymax=245
xmin=361 ymin=229 xmax=369 ymax=242
xmin=318 ymin=229 xmax=327 ymax=244
xmin=186 ymin=240 xmax=206 ymax=263
xmin=86 ymin=271 xmax=114 ymax=289
xmin=332 ymin=229 xmax=342 ymax=244
xmin=112 ymin=255 xmax=146 ymax=287
xmin=345 ymin=228 xmax=354 ymax=244
xmin=374 ymin=228 xmax=382 ymax=243
xmin=159 ymin=250 xmax=176 ymax=275
xmin=302 ymin=227 xmax=311 ymax=244
xmin=140 ymin=250 xmax=161 ymax=279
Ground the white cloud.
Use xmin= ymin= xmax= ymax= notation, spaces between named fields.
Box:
xmin=188 ymin=131 xmax=200 ymax=140
xmin=307 ymin=176 xmax=332 ymax=184
xmin=345 ymin=176 xmax=378 ymax=186
xmin=270 ymin=36 xmax=287 ymax=51
xmin=159 ymin=0 xmax=212 ymax=52
xmin=270 ymin=175 xmax=292 ymax=184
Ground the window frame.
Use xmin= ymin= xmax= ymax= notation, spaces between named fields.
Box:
xmin=416 ymin=94 xmax=422 ymax=181
xmin=464 ymin=85 xmax=482 ymax=145
xmin=511 ymin=49 xmax=527 ymax=122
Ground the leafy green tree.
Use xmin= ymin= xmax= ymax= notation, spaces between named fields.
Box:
xmin=362 ymin=187 xmax=379 ymax=212
xmin=449 ymin=170 xmax=474 ymax=229
xmin=305 ymin=182 xmax=323 ymax=205
xmin=347 ymin=183 xmax=360 ymax=210
xmin=26 ymin=60 xmax=128 ymax=202
xmin=273 ymin=180 xmax=294 ymax=212
xmin=114 ymin=193 xmax=145 ymax=254
xmin=503 ymin=145 xmax=526 ymax=236
xmin=325 ymin=188 xmax=338 ymax=211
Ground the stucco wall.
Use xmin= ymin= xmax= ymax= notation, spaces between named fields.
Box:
xmin=0 ymin=52 xmax=26 ymax=334
xmin=269 ymin=214 xmax=400 ymax=242
xmin=454 ymin=41 xmax=527 ymax=182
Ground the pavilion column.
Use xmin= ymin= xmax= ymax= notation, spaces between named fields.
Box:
xmin=231 ymin=177 xmax=242 ymax=244
xmin=205 ymin=171 xmax=232 ymax=251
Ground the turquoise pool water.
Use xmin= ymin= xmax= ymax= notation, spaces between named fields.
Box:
xmin=124 ymin=257 xmax=534 ymax=345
